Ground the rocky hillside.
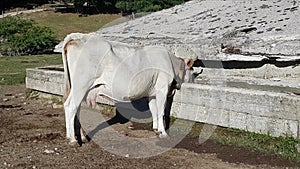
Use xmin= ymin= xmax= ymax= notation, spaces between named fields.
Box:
xmin=97 ymin=0 xmax=300 ymax=63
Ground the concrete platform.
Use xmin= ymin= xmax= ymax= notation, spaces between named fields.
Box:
xmin=26 ymin=66 xmax=300 ymax=138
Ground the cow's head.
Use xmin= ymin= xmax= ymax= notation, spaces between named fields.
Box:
xmin=175 ymin=58 xmax=202 ymax=89
xmin=174 ymin=46 xmax=202 ymax=83
xmin=183 ymin=58 xmax=203 ymax=83
xmin=183 ymin=58 xmax=196 ymax=83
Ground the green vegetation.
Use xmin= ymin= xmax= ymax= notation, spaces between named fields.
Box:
xmin=189 ymin=123 xmax=300 ymax=162
xmin=0 ymin=0 xmax=49 ymax=11
xmin=0 ymin=54 xmax=62 ymax=85
xmin=1 ymin=0 xmax=183 ymax=56
xmin=72 ymin=0 xmax=118 ymax=14
xmin=213 ymin=127 xmax=300 ymax=162
xmin=1 ymin=0 xmax=190 ymax=14
xmin=116 ymin=0 xmax=189 ymax=13
xmin=0 ymin=17 xmax=57 ymax=56
xmin=66 ymin=0 xmax=190 ymax=14
xmin=0 ymin=11 xmax=121 ymax=84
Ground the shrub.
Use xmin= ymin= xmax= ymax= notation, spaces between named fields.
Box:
xmin=0 ymin=17 xmax=33 ymax=37
xmin=0 ymin=17 xmax=57 ymax=56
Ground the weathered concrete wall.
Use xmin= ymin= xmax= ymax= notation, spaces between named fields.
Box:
xmin=26 ymin=67 xmax=64 ymax=96
xmin=172 ymin=83 xmax=300 ymax=138
xmin=26 ymin=67 xmax=300 ymax=138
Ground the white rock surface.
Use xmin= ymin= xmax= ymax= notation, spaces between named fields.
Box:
xmin=96 ymin=0 xmax=300 ymax=61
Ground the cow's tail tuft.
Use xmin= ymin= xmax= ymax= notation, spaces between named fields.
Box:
xmin=62 ymin=39 xmax=71 ymax=102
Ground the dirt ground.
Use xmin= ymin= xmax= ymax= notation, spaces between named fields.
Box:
xmin=1 ymin=85 xmax=300 ymax=169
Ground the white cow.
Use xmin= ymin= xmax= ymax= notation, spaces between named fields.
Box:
xmin=62 ymin=33 xmax=197 ymax=145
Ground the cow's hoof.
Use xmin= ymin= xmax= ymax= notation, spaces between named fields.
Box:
xmin=69 ymin=141 xmax=79 ymax=147
xmin=81 ymin=137 xmax=88 ymax=143
xmin=81 ymin=135 xmax=91 ymax=143
xmin=158 ymin=133 xmax=169 ymax=139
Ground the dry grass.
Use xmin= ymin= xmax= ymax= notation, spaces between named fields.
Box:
xmin=20 ymin=10 xmax=121 ymax=40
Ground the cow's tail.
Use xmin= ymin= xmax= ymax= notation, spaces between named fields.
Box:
xmin=62 ymin=37 xmax=72 ymax=102
xmin=62 ymin=33 xmax=87 ymax=102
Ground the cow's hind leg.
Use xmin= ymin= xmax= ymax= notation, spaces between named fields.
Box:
xmin=74 ymin=110 xmax=89 ymax=145
xmin=64 ymin=84 xmax=91 ymax=145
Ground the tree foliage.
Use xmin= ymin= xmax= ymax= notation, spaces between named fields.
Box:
xmin=115 ymin=0 xmax=188 ymax=13
xmin=0 ymin=0 xmax=49 ymax=11
xmin=74 ymin=0 xmax=189 ymax=14
xmin=1 ymin=0 xmax=190 ymax=14
xmin=58 ymin=0 xmax=189 ymax=15
xmin=73 ymin=0 xmax=118 ymax=14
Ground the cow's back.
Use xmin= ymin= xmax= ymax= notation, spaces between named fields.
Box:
xmin=93 ymin=42 xmax=176 ymax=101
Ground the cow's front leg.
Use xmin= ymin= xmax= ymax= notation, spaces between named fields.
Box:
xmin=155 ymin=87 xmax=168 ymax=138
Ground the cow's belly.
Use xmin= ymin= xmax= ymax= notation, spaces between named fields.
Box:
xmin=96 ymin=82 xmax=155 ymax=102
xmin=92 ymin=66 xmax=159 ymax=102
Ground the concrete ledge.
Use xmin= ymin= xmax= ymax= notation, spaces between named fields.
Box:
xmin=173 ymin=83 xmax=300 ymax=138
xmin=26 ymin=67 xmax=300 ymax=138
xmin=26 ymin=68 xmax=64 ymax=96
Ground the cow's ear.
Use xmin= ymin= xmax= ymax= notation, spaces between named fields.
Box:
xmin=184 ymin=58 xmax=194 ymax=69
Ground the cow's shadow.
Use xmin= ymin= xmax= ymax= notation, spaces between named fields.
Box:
xmin=76 ymin=96 xmax=173 ymax=145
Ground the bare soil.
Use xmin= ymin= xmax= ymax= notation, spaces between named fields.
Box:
xmin=1 ymin=85 xmax=299 ymax=169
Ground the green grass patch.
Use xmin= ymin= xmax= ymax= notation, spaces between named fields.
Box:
xmin=213 ymin=127 xmax=300 ymax=162
xmin=0 ymin=54 xmax=62 ymax=85
xmin=189 ymin=123 xmax=300 ymax=162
